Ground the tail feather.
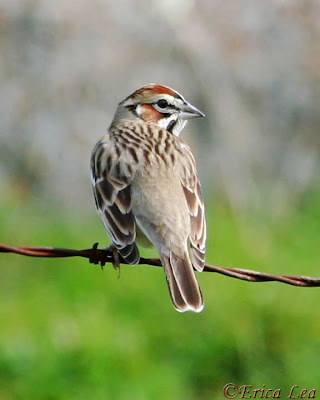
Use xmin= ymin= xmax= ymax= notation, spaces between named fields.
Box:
xmin=119 ymin=243 xmax=140 ymax=265
xmin=162 ymin=252 xmax=204 ymax=313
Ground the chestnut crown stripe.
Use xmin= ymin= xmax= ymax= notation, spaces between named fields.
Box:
xmin=136 ymin=84 xmax=180 ymax=98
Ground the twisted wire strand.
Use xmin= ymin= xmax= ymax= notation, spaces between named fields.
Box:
xmin=1 ymin=242 xmax=319 ymax=287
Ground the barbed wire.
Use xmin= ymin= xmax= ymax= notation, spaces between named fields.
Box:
xmin=1 ymin=242 xmax=319 ymax=287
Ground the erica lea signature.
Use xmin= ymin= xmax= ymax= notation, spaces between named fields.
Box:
xmin=223 ymin=384 xmax=317 ymax=399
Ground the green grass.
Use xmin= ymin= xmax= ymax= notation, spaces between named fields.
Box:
xmin=1 ymin=193 xmax=320 ymax=399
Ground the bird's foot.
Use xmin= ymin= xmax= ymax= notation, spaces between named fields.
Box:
xmin=89 ymin=242 xmax=121 ymax=273
xmin=103 ymin=244 xmax=121 ymax=271
xmin=89 ymin=242 xmax=107 ymax=269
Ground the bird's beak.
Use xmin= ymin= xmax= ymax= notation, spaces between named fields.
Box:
xmin=179 ymin=101 xmax=205 ymax=120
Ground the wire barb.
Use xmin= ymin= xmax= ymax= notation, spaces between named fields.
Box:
xmin=1 ymin=242 xmax=319 ymax=287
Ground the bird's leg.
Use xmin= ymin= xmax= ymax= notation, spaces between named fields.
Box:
xmin=104 ymin=244 xmax=121 ymax=271
xmin=89 ymin=242 xmax=120 ymax=271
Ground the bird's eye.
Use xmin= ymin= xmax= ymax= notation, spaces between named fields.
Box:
xmin=156 ymin=99 xmax=169 ymax=109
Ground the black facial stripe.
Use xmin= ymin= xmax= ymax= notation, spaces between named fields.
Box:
xmin=127 ymin=105 xmax=138 ymax=117
xmin=160 ymin=113 xmax=171 ymax=118
xmin=167 ymin=119 xmax=177 ymax=133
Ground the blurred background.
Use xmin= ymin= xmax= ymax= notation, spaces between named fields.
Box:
xmin=1 ymin=0 xmax=320 ymax=399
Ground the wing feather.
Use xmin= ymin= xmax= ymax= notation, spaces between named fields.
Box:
xmin=91 ymin=134 xmax=140 ymax=265
xmin=178 ymin=142 xmax=206 ymax=272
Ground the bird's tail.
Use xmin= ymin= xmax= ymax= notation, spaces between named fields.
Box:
xmin=161 ymin=251 xmax=204 ymax=313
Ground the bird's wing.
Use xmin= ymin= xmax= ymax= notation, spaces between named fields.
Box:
xmin=178 ymin=142 xmax=206 ymax=272
xmin=90 ymin=132 xmax=139 ymax=264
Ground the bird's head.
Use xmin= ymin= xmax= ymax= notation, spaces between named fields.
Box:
xmin=113 ymin=84 xmax=204 ymax=136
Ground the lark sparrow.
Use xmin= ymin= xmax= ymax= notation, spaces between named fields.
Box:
xmin=91 ymin=84 xmax=206 ymax=312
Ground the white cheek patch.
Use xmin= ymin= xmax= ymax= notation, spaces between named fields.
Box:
xmin=158 ymin=115 xmax=176 ymax=130
xmin=157 ymin=115 xmax=187 ymax=136
xmin=135 ymin=104 xmax=143 ymax=117
xmin=172 ymin=119 xmax=187 ymax=136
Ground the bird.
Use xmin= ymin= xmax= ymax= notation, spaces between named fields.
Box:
xmin=90 ymin=84 xmax=206 ymax=312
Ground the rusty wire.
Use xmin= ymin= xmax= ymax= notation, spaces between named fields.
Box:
xmin=1 ymin=242 xmax=319 ymax=287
